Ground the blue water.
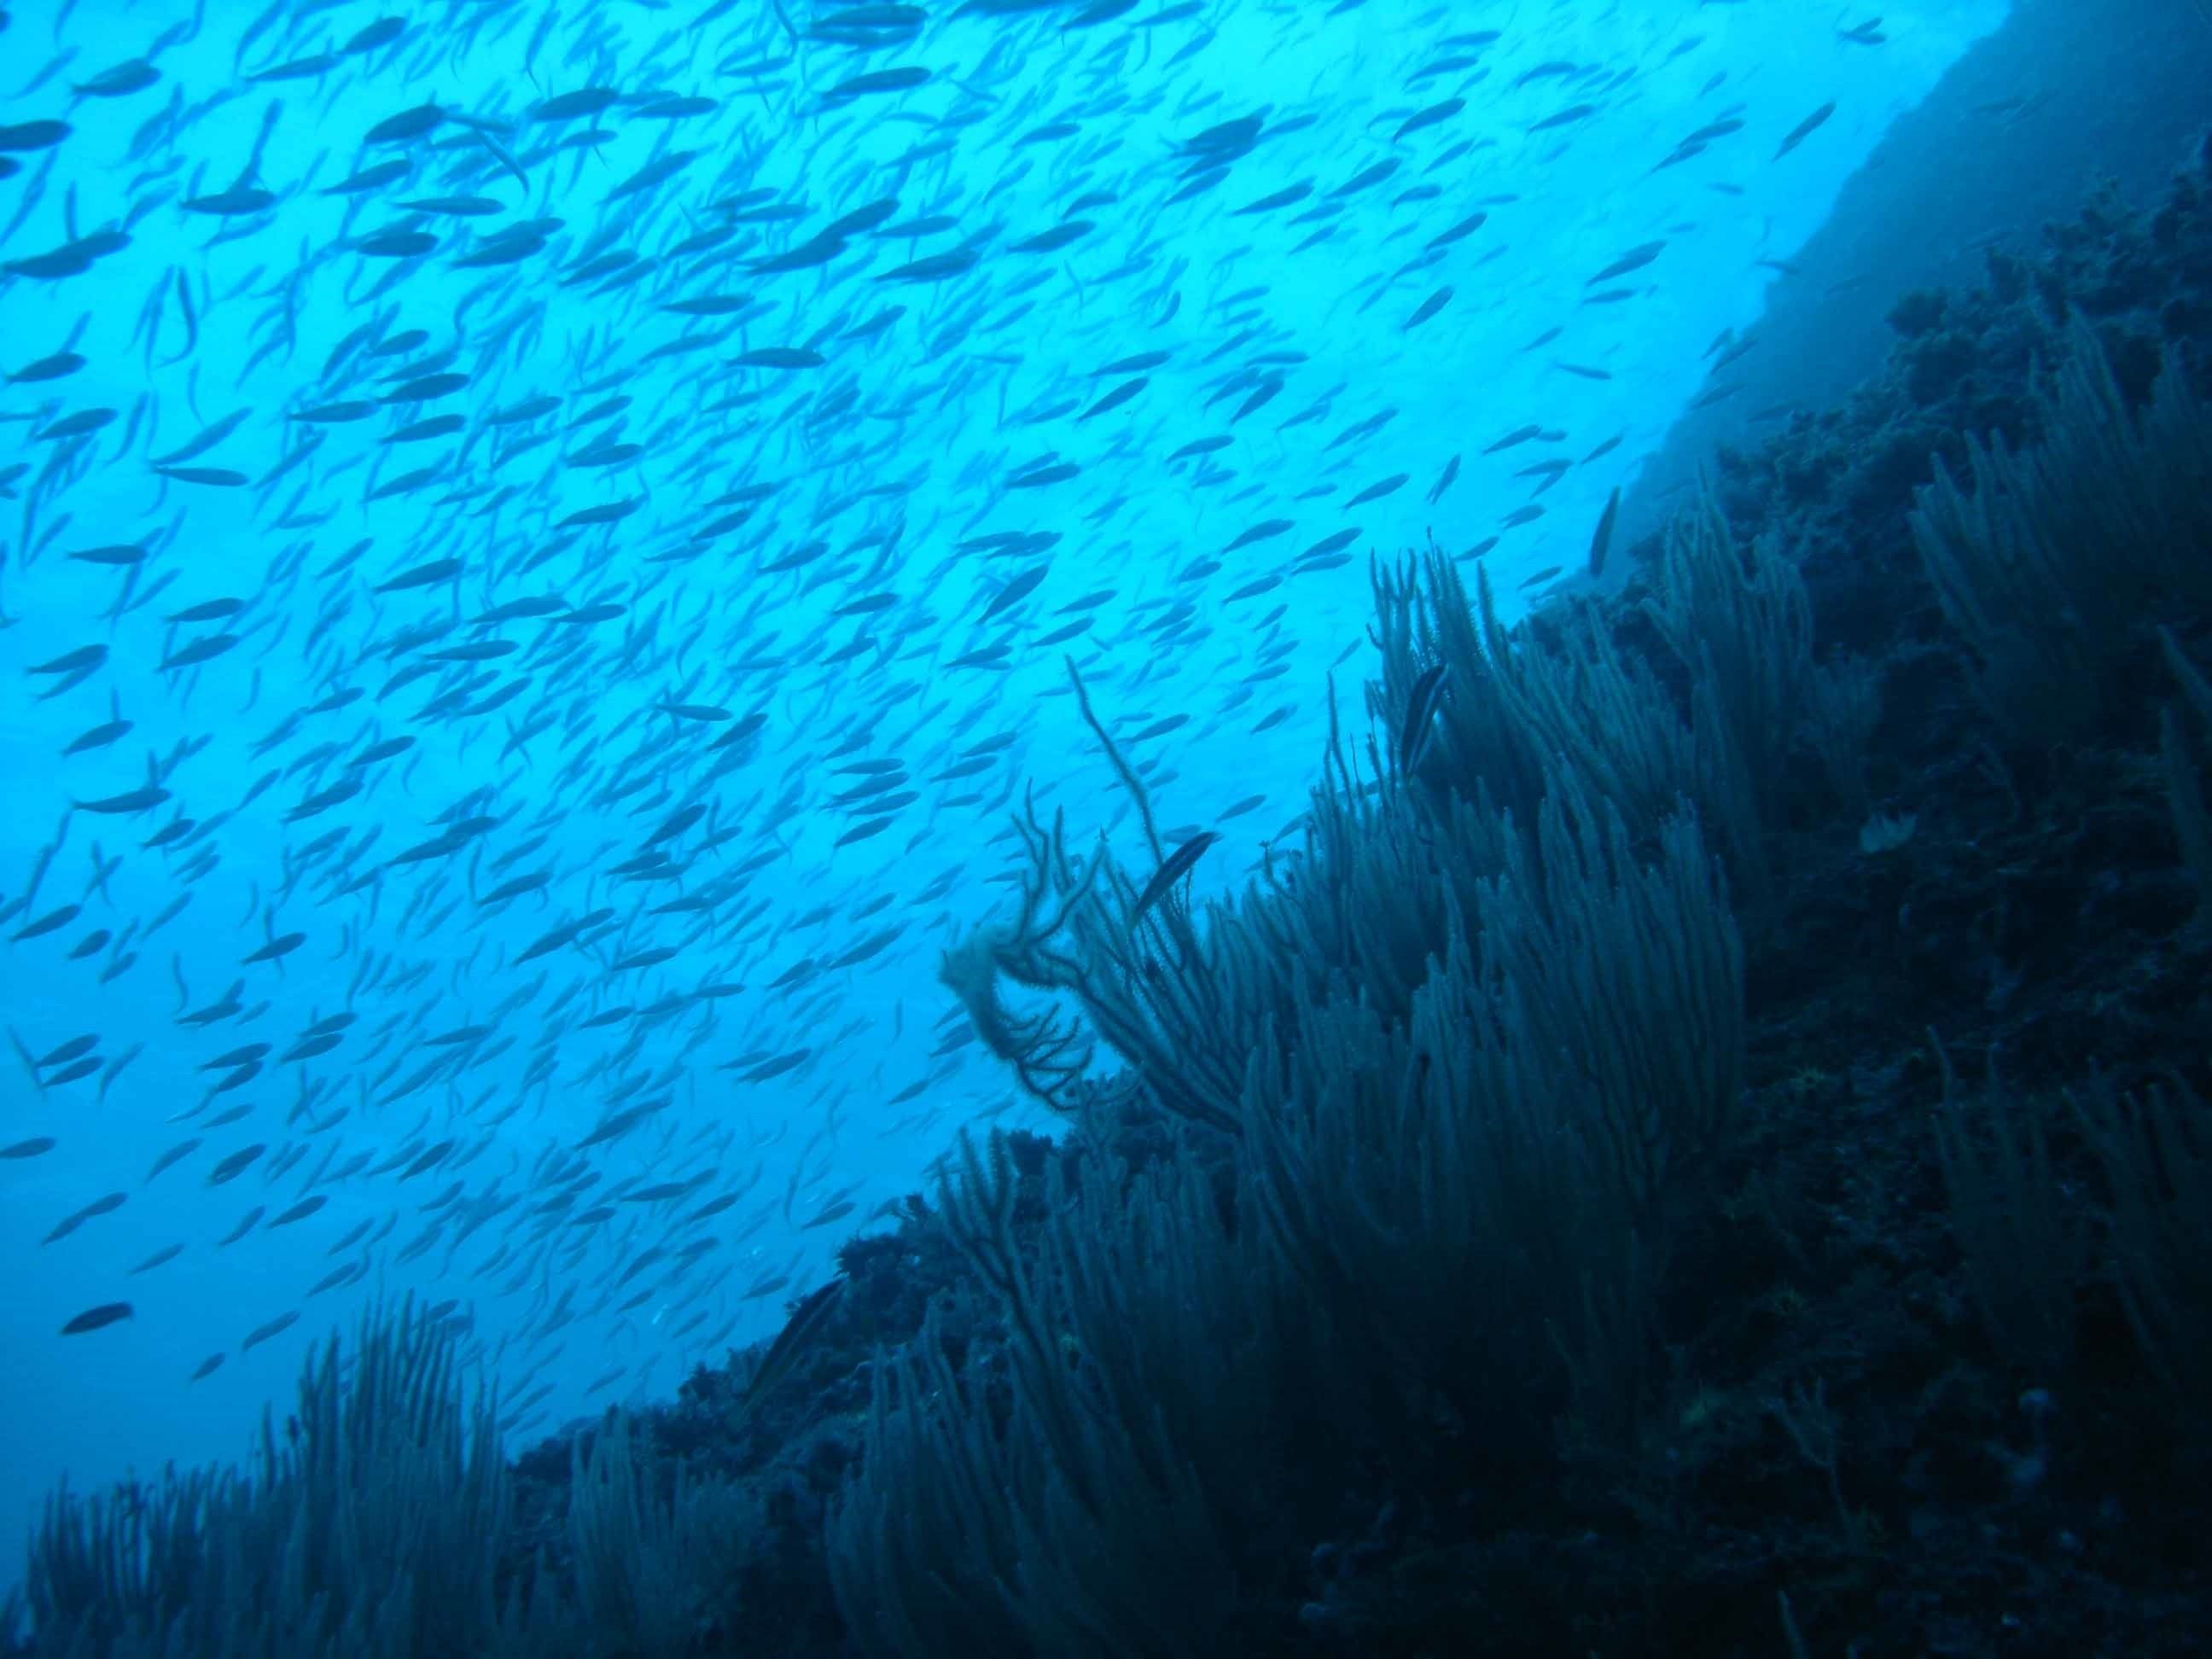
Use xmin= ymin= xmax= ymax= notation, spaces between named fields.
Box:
xmin=0 ymin=0 xmax=2007 ymax=1597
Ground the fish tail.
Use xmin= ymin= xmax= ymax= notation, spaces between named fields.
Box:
xmin=7 ymin=1027 xmax=45 ymax=1095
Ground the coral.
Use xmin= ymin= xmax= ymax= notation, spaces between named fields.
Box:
xmin=15 ymin=1301 xmax=757 ymax=1658
xmin=1907 ymin=317 xmax=2212 ymax=748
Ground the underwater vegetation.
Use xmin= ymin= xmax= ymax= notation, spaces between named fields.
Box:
xmin=9 ymin=119 xmax=2212 ymax=1659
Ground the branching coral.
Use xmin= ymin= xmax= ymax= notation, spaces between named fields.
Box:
xmin=18 ymin=1301 xmax=754 ymax=1657
xmin=829 ymin=1131 xmax=1308 ymax=1659
xmin=1909 ymin=318 xmax=2212 ymax=746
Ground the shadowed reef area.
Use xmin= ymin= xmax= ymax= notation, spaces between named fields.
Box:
xmin=10 ymin=106 xmax=2212 ymax=1659
xmin=1615 ymin=0 xmax=2212 ymax=555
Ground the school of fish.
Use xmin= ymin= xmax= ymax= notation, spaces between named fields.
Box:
xmin=0 ymin=0 xmax=1902 ymax=1520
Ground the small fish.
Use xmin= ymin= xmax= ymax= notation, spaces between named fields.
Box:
xmin=73 ymin=60 xmax=160 ymax=100
xmin=1587 ymin=241 xmax=1665 ymax=285
xmin=1399 ymin=664 xmax=1451 ymax=774
xmin=61 ymin=1302 xmax=133 ymax=1335
xmin=364 ymin=102 xmax=441 ymax=144
xmin=1130 ymin=832 xmax=1221 ymax=923
xmin=0 ymin=120 xmax=73 ymax=152
xmin=207 ymin=1144 xmax=266 ymax=1185
xmin=1588 ymin=486 xmax=1622 ymax=578
xmin=1776 ymin=101 xmax=1836 ymax=160
xmin=1080 ymin=377 xmax=1148 ymax=422
xmin=1394 ymin=97 xmax=1464 ymax=141
xmin=148 ymin=1138 xmax=202 ymax=1181
xmin=72 ymin=785 xmax=170 ymax=815
xmin=241 ymin=1310 xmax=300 ymax=1352
xmin=1405 ymin=287 xmax=1452 ymax=329
xmin=821 ymin=65 xmax=931 ymax=104
xmin=730 ymin=1278 xmax=844 ymax=1420
xmin=729 ymin=346 xmax=825 ymax=370
xmin=130 ymin=1243 xmax=185 ymax=1275
xmin=13 ymin=904 xmax=81 ymax=940
xmin=38 ymin=1034 xmax=98 ymax=1068
xmin=44 ymin=1192 xmax=126 ymax=1244
xmin=1347 ymin=474 xmax=1409 ymax=508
